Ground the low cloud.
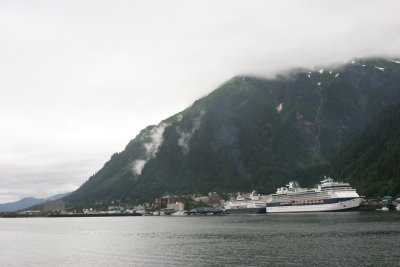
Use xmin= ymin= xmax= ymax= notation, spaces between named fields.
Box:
xmin=177 ymin=111 xmax=205 ymax=154
xmin=132 ymin=122 xmax=169 ymax=176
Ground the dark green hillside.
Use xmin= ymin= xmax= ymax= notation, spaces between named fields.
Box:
xmin=65 ymin=58 xmax=400 ymax=207
xmin=332 ymin=104 xmax=400 ymax=197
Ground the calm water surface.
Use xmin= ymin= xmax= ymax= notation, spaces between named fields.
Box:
xmin=1 ymin=212 xmax=399 ymax=266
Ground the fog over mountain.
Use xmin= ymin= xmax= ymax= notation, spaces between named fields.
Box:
xmin=1 ymin=0 xmax=400 ymax=203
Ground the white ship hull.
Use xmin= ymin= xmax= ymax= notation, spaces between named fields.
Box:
xmin=267 ymin=197 xmax=363 ymax=213
xmin=225 ymin=190 xmax=267 ymax=215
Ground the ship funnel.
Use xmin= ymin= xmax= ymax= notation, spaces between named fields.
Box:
xmin=287 ymin=180 xmax=301 ymax=191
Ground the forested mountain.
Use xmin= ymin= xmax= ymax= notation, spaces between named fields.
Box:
xmin=332 ymin=104 xmax=400 ymax=197
xmin=64 ymin=58 xmax=400 ymax=207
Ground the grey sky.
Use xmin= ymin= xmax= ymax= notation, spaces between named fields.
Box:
xmin=1 ymin=0 xmax=399 ymax=203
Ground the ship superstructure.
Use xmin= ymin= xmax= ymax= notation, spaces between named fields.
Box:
xmin=224 ymin=191 xmax=267 ymax=214
xmin=266 ymin=177 xmax=364 ymax=213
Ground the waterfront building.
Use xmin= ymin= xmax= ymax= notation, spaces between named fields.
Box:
xmin=208 ymin=192 xmax=221 ymax=207
xmin=194 ymin=196 xmax=209 ymax=204
xmin=154 ymin=195 xmax=186 ymax=210
xmin=42 ymin=200 xmax=65 ymax=212
xmin=167 ymin=202 xmax=185 ymax=211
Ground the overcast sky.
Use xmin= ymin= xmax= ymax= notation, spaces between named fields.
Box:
xmin=1 ymin=0 xmax=399 ymax=203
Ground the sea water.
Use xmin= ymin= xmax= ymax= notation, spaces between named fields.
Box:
xmin=1 ymin=212 xmax=399 ymax=266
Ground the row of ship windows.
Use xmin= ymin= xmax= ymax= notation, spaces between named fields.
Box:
xmin=279 ymin=200 xmax=324 ymax=205
xmin=273 ymin=194 xmax=329 ymax=201
xmin=322 ymin=187 xmax=353 ymax=191
xmin=322 ymin=186 xmax=352 ymax=188
xmin=274 ymin=192 xmax=329 ymax=196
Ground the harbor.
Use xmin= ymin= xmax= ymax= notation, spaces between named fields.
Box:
xmin=2 ymin=178 xmax=399 ymax=218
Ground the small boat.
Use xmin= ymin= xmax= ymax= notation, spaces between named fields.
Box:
xmin=376 ymin=206 xmax=389 ymax=211
xmin=171 ymin=210 xmax=187 ymax=216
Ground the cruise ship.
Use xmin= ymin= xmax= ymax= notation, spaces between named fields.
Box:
xmin=224 ymin=191 xmax=267 ymax=214
xmin=266 ymin=177 xmax=364 ymax=213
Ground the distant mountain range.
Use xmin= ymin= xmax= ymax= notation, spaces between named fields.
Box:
xmin=63 ymin=58 xmax=400 ymax=208
xmin=0 ymin=192 xmax=70 ymax=212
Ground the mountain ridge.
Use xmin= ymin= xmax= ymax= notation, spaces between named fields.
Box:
xmin=0 ymin=192 xmax=71 ymax=212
